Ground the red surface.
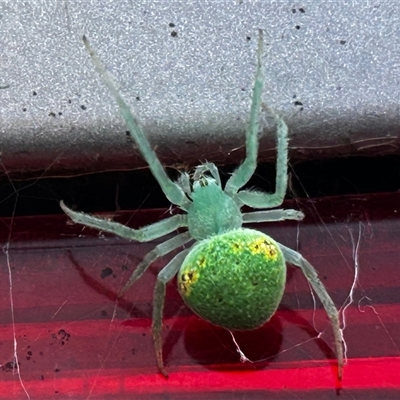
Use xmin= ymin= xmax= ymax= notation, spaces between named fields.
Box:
xmin=1 ymin=192 xmax=400 ymax=399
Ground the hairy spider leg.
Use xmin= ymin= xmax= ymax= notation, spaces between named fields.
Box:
xmin=222 ymin=29 xmax=289 ymax=209
xmin=279 ymin=243 xmax=344 ymax=379
xmin=152 ymin=248 xmax=191 ymax=377
xmin=82 ymin=35 xmax=190 ymax=210
xmin=242 ymin=209 xmax=304 ymax=223
xmin=60 ymin=200 xmax=188 ymax=242
xmin=177 ymin=172 xmax=192 ymax=196
xmin=119 ymin=232 xmax=192 ymax=297
xmin=224 ymin=29 xmax=264 ymax=196
xmin=236 ymin=111 xmax=289 ymax=209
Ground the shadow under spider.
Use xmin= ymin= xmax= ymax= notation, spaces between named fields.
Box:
xmin=184 ymin=313 xmax=283 ymax=371
xmin=65 ymin=248 xmax=190 ymax=366
xmin=278 ymin=304 xmax=338 ymax=363
xmin=183 ymin=303 xmax=337 ymax=373
xmin=65 ymin=249 xmax=148 ymax=318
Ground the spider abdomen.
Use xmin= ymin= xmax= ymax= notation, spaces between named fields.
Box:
xmin=178 ymin=228 xmax=286 ymax=330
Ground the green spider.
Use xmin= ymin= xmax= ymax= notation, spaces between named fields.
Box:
xmin=60 ymin=30 xmax=344 ymax=379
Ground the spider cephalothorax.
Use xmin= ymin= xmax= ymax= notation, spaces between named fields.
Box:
xmin=187 ymin=174 xmax=243 ymax=240
xmin=61 ymin=30 xmax=344 ymax=379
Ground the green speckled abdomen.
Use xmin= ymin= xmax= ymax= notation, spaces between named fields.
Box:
xmin=178 ymin=228 xmax=286 ymax=330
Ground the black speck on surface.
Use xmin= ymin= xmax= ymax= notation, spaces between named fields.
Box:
xmin=2 ymin=360 xmax=20 ymax=372
xmin=101 ymin=267 xmax=113 ymax=279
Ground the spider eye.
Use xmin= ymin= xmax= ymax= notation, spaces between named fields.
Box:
xmin=192 ymin=176 xmax=216 ymax=191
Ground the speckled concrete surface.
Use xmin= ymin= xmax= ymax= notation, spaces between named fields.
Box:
xmin=0 ymin=1 xmax=399 ymax=177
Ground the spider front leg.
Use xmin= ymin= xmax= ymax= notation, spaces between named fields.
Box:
xmin=82 ymin=36 xmax=190 ymax=210
xmin=60 ymin=200 xmax=187 ymax=242
xmin=279 ymin=243 xmax=344 ymax=380
xmin=235 ymin=111 xmax=289 ymax=209
xmin=152 ymin=248 xmax=191 ymax=377
xmin=224 ymin=29 xmax=264 ymax=196
xmin=224 ymin=30 xmax=289 ymax=209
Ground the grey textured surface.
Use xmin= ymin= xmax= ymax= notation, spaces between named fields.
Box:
xmin=0 ymin=1 xmax=399 ymax=178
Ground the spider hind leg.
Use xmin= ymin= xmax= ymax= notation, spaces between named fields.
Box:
xmin=279 ymin=243 xmax=344 ymax=380
xmin=152 ymin=248 xmax=191 ymax=376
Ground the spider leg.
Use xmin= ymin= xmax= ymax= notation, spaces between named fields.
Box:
xmin=152 ymin=247 xmax=191 ymax=377
xmin=235 ymin=110 xmax=289 ymax=208
xmin=278 ymin=243 xmax=344 ymax=380
xmin=224 ymin=29 xmax=264 ymax=195
xmin=119 ymin=232 xmax=192 ymax=297
xmin=242 ymin=209 xmax=304 ymax=224
xmin=60 ymin=200 xmax=187 ymax=242
xmin=177 ymin=171 xmax=191 ymax=196
xmin=82 ymin=36 xmax=190 ymax=210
